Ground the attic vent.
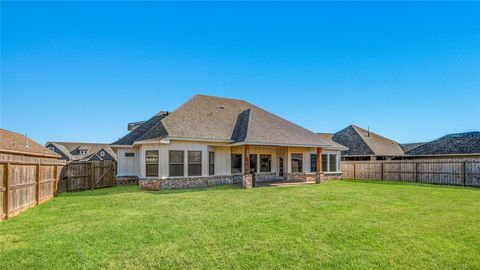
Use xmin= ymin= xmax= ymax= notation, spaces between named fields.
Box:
xmin=219 ymin=105 xmax=225 ymax=110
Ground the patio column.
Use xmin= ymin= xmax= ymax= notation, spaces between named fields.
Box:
xmin=242 ymin=145 xmax=252 ymax=188
xmin=316 ymin=147 xmax=325 ymax=183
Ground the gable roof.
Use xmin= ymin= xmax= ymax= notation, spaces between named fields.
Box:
xmin=316 ymin=133 xmax=348 ymax=150
xmin=332 ymin=125 xmax=404 ymax=156
xmin=112 ymin=94 xmax=336 ymax=148
xmin=406 ymin=132 xmax=480 ymax=156
xmin=1 ymin=128 xmax=60 ymax=158
xmin=400 ymin=142 xmax=426 ymax=153
xmin=46 ymin=142 xmax=117 ymax=161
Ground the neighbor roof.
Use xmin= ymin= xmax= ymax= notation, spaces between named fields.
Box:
xmin=112 ymin=94 xmax=337 ymax=148
xmin=332 ymin=125 xmax=404 ymax=156
xmin=400 ymin=142 xmax=426 ymax=153
xmin=316 ymin=133 xmax=348 ymax=150
xmin=0 ymin=128 xmax=60 ymax=158
xmin=406 ymin=132 xmax=480 ymax=156
xmin=47 ymin=142 xmax=117 ymax=161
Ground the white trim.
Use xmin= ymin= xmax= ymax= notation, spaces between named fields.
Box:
xmin=231 ymin=142 xmax=331 ymax=148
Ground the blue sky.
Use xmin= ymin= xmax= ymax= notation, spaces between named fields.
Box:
xmin=1 ymin=2 xmax=479 ymax=145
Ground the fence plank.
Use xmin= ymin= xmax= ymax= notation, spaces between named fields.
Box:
xmin=342 ymin=158 xmax=480 ymax=187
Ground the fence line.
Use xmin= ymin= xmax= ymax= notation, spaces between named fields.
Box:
xmin=61 ymin=160 xmax=116 ymax=192
xmin=342 ymin=158 xmax=480 ymax=187
xmin=1 ymin=154 xmax=65 ymax=221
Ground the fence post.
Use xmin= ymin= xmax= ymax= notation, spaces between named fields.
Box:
xmin=35 ymin=164 xmax=40 ymax=205
xmin=353 ymin=163 xmax=356 ymax=179
xmin=53 ymin=165 xmax=58 ymax=196
xmin=380 ymin=163 xmax=384 ymax=181
xmin=3 ymin=163 xmax=10 ymax=220
xmin=414 ymin=162 xmax=418 ymax=182
xmin=90 ymin=162 xmax=95 ymax=190
xmin=461 ymin=162 xmax=466 ymax=187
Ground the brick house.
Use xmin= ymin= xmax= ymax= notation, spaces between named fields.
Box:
xmin=111 ymin=95 xmax=347 ymax=190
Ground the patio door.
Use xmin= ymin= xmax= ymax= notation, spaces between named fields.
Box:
xmin=278 ymin=157 xmax=284 ymax=177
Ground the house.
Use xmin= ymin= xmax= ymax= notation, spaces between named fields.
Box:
xmin=403 ymin=132 xmax=480 ymax=158
xmin=111 ymin=94 xmax=347 ymax=189
xmin=1 ymin=128 xmax=65 ymax=220
xmin=45 ymin=142 xmax=117 ymax=162
xmin=400 ymin=142 xmax=426 ymax=153
xmin=330 ymin=125 xmax=404 ymax=161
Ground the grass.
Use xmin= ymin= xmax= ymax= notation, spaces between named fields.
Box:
xmin=0 ymin=180 xmax=479 ymax=270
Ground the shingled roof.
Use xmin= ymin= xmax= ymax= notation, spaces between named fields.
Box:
xmin=47 ymin=142 xmax=117 ymax=161
xmin=112 ymin=95 xmax=338 ymax=148
xmin=0 ymin=128 xmax=60 ymax=158
xmin=316 ymin=133 xmax=348 ymax=150
xmin=406 ymin=132 xmax=480 ymax=156
xmin=400 ymin=142 xmax=426 ymax=153
xmin=332 ymin=125 xmax=404 ymax=156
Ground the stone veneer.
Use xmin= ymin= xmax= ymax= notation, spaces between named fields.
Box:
xmin=323 ymin=173 xmax=343 ymax=180
xmin=139 ymin=175 xmax=234 ymax=190
xmin=242 ymin=174 xmax=253 ymax=188
xmin=116 ymin=176 xmax=139 ymax=186
xmin=253 ymin=172 xmax=277 ymax=182
xmin=286 ymin=173 xmax=316 ymax=182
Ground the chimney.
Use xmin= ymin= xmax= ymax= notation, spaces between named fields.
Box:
xmin=367 ymin=127 xmax=370 ymax=137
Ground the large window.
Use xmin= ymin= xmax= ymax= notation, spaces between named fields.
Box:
xmin=310 ymin=154 xmax=317 ymax=172
xmin=322 ymin=154 xmax=328 ymax=172
xmin=231 ymin=154 xmax=242 ymax=173
xmin=145 ymin=150 xmax=159 ymax=177
xmin=169 ymin=151 xmax=184 ymax=177
xmin=260 ymin=155 xmax=271 ymax=172
xmin=291 ymin=153 xmax=303 ymax=173
xmin=209 ymin=152 xmax=215 ymax=175
xmin=322 ymin=153 xmax=339 ymax=172
xmin=188 ymin=151 xmax=202 ymax=176
xmin=249 ymin=154 xmax=257 ymax=173
xmin=329 ymin=154 xmax=337 ymax=172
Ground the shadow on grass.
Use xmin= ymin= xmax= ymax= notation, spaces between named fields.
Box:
xmin=340 ymin=179 xmax=478 ymax=190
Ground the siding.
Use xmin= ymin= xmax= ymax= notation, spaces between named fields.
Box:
xmin=116 ymin=148 xmax=139 ymax=176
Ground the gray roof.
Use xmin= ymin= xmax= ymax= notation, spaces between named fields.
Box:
xmin=406 ymin=132 xmax=480 ymax=156
xmin=400 ymin=142 xmax=426 ymax=153
xmin=332 ymin=125 xmax=404 ymax=156
xmin=316 ymin=133 xmax=348 ymax=150
xmin=112 ymin=94 xmax=336 ymax=148
xmin=47 ymin=142 xmax=117 ymax=161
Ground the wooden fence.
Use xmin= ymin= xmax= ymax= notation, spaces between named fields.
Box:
xmin=1 ymin=153 xmax=65 ymax=221
xmin=342 ymin=159 xmax=480 ymax=187
xmin=63 ymin=160 xmax=116 ymax=192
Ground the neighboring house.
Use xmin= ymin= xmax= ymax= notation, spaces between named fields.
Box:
xmin=330 ymin=125 xmax=404 ymax=161
xmin=400 ymin=142 xmax=426 ymax=153
xmin=403 ymin=132 xmax=480 ymax=158
xmin=1 ymin=128 xmax=60 ymax=159
xmin=45 ymin=142 xmax=117 ymax=162
xmin=111 ymin=94 xmax=347 ymax=189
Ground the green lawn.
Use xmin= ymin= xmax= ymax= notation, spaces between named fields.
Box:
xmin=1 ymin=180 xmax=479 ymax=270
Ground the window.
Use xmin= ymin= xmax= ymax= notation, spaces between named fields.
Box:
xmin=209 ymin=152 xmax=215 ymax=175
xmin=321 ymin=154 xmax=339 ymax=172
xmin=291 ymin=153 xmax=303 ymax=173
xmin=100 ymin=151 xmax=105 ymax=157
xmin=125 ymin=152 xmax=135 ymax=157
xmin=310 ymin=154 xmax=317 ymax=172
xmin=329 ymin=154 xmax=337 ymax=172
xmin=145 ymin=150 xmax=159 ymax=177
xmin=188 ymin=151 xmax=202 ymax=176
xmin=231 ymin=154 xmax=242 ymax=173
xmin=79 ymin=149 xmax=87 ymax=155
xmin=322 ymin=154 xmax=328 ymax=172
xmin=169 ymin=151 xmax=184 ymax=177
xmin=249 ymin=154 xmax=257 ymax=173
xmin=260 ymin=155 xmax=271 ymax=172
